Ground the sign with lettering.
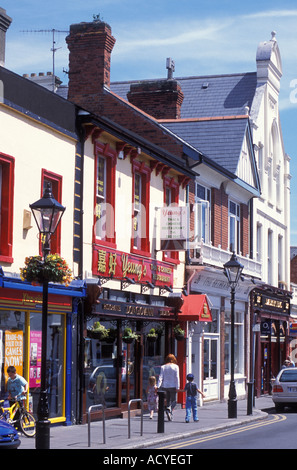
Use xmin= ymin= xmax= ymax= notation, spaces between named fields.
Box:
xmin=4 ymin=330 xmax=23 ymax=381
xmin=160 ymin=206 xmax=189 ymax=251
xmin=29 ymin=331 xmax=42 ymax=388
xmin=253 ymin=292 xmax=290 ymax=314
xmin=93 ymin=246 xmax=174 ymax=287
xmin=93 ymin=299 xmax=176 ymax=320
xmin=0 ymin=288 xmax=72 ymax=312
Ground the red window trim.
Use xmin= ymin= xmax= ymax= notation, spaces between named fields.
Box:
xmin=0 ymin=153 xmax=14 ymax=263
xmin=93 ymin=141 xmax=117 ymax=248
xmin=41 ymin=169 xmax=63 ymax=255
xmin=131 ymin=159 xmax=151 ymax=257
xmin=163 ymin=176 xmax=180 ymax=265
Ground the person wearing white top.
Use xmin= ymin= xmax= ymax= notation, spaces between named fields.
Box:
xmin=157 ymin=354 xmax=180 ymax=421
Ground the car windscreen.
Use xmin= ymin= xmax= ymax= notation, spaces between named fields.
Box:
xmin=280 ymin=369 xmax=297 ymax=382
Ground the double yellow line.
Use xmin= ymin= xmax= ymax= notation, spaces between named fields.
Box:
xmin=158 ymin=414 xmax=287 ymax=449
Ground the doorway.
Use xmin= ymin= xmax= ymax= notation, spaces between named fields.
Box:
xmin=203 ymin=336 xmax=219 ymax=400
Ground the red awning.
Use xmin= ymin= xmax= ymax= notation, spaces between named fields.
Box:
xmin=178 ymin=294 xmax=212 ymax=322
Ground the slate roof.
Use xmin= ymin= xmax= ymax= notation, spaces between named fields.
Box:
xmin=110 ymin=72 xmax=257 ymax=119
xmin=161 ymin=117 xmax=249 ymax=175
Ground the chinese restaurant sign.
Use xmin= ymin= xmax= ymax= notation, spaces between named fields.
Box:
xmin=160 ymin=206 xmax=189 ymax=251
xmin=93 ymin=246 xmax=174 ymax=286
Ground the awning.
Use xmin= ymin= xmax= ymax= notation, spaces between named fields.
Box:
xmin=177 ymin=294 xmax=212 ymax=322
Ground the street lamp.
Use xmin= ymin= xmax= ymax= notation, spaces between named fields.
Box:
xmin=30 ymin=182 xmax=65 ymax=449
xmin=223 ymin=252 xmax=244 ymax=419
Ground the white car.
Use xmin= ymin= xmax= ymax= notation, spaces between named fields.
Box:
xmin=272 ymin=367 xmax=297 ymax=412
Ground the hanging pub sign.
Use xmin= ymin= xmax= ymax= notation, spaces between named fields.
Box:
xmin=253 ymin=291 xmax=290 ymax=314
xmin=159 ymin=206 xmax=189 ymax=251
xmin=92 ymin=245 xmax=174 ymax=287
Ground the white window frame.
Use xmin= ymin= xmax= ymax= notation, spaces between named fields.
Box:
xmin=229 ymin=200 xmax=240 ymax=254
xmin=195 ymin=183 xmax=211 ymax=244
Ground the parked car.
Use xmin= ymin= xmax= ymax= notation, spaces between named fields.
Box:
xmin=272 ymin=367 xmax=297 ymax=412
xmin=0 ymin=419 xmax=21 ymax=449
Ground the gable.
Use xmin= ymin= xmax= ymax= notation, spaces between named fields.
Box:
xmin=235 ymin=126 xmax=260 ymax=190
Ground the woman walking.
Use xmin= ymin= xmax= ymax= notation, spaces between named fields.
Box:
xmin=157 ymin=354 xmax=180 ymax=421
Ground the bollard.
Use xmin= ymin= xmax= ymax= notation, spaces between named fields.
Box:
xmin=247 ymin=382 xmax=254 ymax=415
xmin=157 ymin=390 xmax=166 ymax=433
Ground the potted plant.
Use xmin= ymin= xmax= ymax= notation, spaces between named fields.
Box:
xmin=122 ymin=327 xmax=139 ymax=344
xmin=20 ymin=254 xmax=73 ymax=286
xmin=173 ymin=324 xmax=185 ymax=341
xmin=87 ymin=321 xmax=108 ymax=340
xmin=147 ymin=328 xmax=158 ymax=342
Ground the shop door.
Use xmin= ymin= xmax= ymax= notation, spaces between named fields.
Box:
xmin=203 ymin=336 xmax=219 ymax=400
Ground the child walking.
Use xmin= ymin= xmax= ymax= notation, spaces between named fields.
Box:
xmin=180 ymin=373 xmax=205 ymax=423
xmin=146 ymin=376 xmax=158 ymax=419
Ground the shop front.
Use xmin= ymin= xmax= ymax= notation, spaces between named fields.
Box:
xmin=0 ymin=274 xmax=85 ymax=425
xmin=252 ymin=287 xmax=291 ymax=396
xmin=83 ymin=292 xmax=177 ymax=418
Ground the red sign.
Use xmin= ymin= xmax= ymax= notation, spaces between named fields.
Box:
xmin=0 ymin=288 xmax=72 ymax=312
xmin=92 ymin=245 xmax=174 ymax=287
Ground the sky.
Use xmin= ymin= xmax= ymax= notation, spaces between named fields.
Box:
xmin=1 ymin=0 xmax=297 ymax=243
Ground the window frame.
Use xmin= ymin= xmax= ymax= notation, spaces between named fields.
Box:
xmin=0 ymin=153 xmax=14 ymax=263
xmin=41 ymin=170 xmax=63 ymax=256
xmin=195 ymin=183 xmax=211 ymax=245
xmin=229 ymin=199 xmax=240 ymax=254
xmin=131 ymin=159 xmax=150 ymax=256
xmin=93 ymin=142 xmax=117 ymax=248
xmin=162 ymin=176 xmax=180 ymax=264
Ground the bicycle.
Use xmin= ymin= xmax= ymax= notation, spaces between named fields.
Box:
xmin=0 ymin=399 xmax=36 ymax=437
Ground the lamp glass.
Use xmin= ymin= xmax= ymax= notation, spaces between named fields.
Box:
xmin=223 ymin=252 xmax=244 ymax=287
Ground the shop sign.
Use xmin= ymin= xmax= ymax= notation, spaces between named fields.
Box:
xmin=253 ymin=292 xmax=290 ymax=314
xmin=93 ymin=299 xmax=176 ymax=320
xmin=93 ymin=246 xmax=174 ymax=286
xmin=261 ymin=320 xmax=272 ymax=336
xmin=0 ymin=288 xmax=72 ymax=312
xmin=4 ymin=330 xmax=23 ymax=381
xmin=160 ymin=206 xmax=189 ymax=251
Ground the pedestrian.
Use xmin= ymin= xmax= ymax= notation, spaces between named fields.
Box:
xmin=6 ymin=366 xmax=28 ymax=404
xmin=179 ymin=373 xmax=206 ymax=423
xmin=146 ymin=375 xmax=158 ymax=419
xmin=286 ymin=356 xmax=295 ymax=367
xmin=281 ymin=359 xmax=291 ymax=369
xmin=157 ymin=353 xmax=179 ymax=421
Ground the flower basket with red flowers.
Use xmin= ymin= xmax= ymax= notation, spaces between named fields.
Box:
xmin=20 ymin=254 xmax=73 ymax=286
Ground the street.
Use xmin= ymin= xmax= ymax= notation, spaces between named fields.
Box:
xmin=152 ymin=409 xmax=297 ymax=450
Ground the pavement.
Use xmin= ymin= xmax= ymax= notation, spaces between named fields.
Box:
xmin=17 ymin=395 xmax=275 ymax=450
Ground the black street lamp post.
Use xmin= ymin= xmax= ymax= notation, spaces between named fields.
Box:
xmin=223 ymin=252 xmax=244 ymax=419
xmin=30 ymin=182 xmax=65 ymax=449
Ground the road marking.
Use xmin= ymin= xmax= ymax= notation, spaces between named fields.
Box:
xmin=157 ymin=414 xmax=287 ymax=449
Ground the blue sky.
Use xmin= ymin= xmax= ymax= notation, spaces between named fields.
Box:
xmin=2 ymin=0 xmax=297 ymax=243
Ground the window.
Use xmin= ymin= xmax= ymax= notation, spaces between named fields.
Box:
xmin=94 ymin=142 xmax=116 ymax=247
xmin=195 ymin=183 xmax=211 ymax=244
xmin=224 ymin=311 xmax=244 ymax=375
xmin=0 ymin=153 xmax=14 ymax=263
xmin=163 ymin=177 xmax=179 ymax=263
xmin=229 ymin=200 xmax=240 ymax=253
xmin=131 ymin=160 xmax=150 ymax=255
xmin=256 ymin=223 xmax=262 ymax=262
xmin=268 ymin=229 xmax=273 ymax=285
xmin=41 ymin=170 xmax=62 ymax=255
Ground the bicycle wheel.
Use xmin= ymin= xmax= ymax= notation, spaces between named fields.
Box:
xmin=19 ymin=411 xmax=36 ymax=437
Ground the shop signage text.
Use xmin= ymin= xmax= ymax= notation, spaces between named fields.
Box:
xmin=160 ymin=206 xmax=188 ymax=251
xmin=93 ymin=299 xmax=175 ymax=320
xmin=253 ymin=292 xmax=290 ymax=314
xmin=93 ymin=246 xmax=174 ymax=286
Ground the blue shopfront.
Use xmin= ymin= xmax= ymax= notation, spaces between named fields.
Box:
xmin=0 ymin=270 xmax=85 ymax=425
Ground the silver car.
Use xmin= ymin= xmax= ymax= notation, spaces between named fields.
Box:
xmin=272 ymin=367 xmax=297 ymax=412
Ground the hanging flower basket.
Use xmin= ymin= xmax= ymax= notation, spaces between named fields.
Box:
xmin=122 ymin=327 xmax=139 ymax=344
xmin=173 ymin=324 xmax=185 ymax=341
xmin=20 ymin=254 xmax=73 ymax=286
xmin=147 ymin=328 xmax=158 ymax=342
xmin=87 ymin=322 xmax=109 ymax=341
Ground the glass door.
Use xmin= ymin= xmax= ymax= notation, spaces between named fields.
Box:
xmin=203 ymin=336 xmax=219 ymax=400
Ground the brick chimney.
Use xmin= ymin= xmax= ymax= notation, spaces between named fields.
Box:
xmin=0 ymin=8 xmax=12 ymax=66
xmin=127 ymin=79 xmax=184 ymax=119
xmin=66 ymin=20 xmax=116 ymax=110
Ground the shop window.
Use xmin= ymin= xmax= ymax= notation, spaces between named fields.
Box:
xmin=224 ymin=311 xmax=244 ymax=375
xmin=163 ymin=177 xmax=179 ymax=263
xmin=41 ymin=170 xmax=62 ymax=255
xmin=94 ymin=143 xmax=116 ymax=247
xmin=0 ymin=311 xmax=25 ymax=397
xmin=0 ymin=154 xmax=14 ymax=263
xmin=131 ymin=160 xmax=150 ymax=256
